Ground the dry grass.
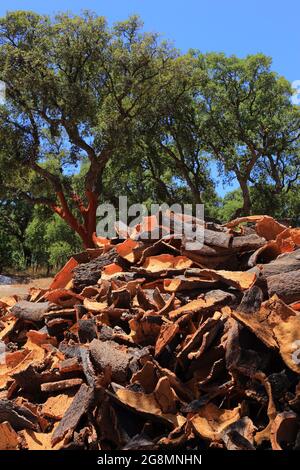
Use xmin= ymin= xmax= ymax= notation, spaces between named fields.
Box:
xmin=0 ymin=276 xmax=53 ymax=297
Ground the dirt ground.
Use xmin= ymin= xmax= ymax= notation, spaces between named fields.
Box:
xmin=0 ymin=277 xmax=53 ymax=298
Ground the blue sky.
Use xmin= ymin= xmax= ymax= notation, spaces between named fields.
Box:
xmin=0 ymin=0 xmax=299 ymax=195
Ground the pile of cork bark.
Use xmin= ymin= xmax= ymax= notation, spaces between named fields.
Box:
xmin=0 ymin=212 xmax=300 ymax=450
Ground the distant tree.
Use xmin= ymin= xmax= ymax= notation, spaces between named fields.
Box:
xmin=25 ymin=209 xmax=81 ymax=270
xmin=0 ymin=198 xmax=33 ymax=269
xmin=197 ymin=53 xmax=300 ymax=215
xmin=250 ymin=184 xmax=300 ymax=225
xmin=25 ymin=212 xmax=49 ymax=269
xmin=137 ymin=54 xmax=216 ymax=206
xmin=218 ymin=185 xmax=300 ymax=225
xmin=217 ymin=189 xmax=243 ymax=222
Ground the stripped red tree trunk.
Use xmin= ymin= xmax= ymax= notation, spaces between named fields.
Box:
xmin=51 ymin=191 xmax=98 ymax=249
xmin=27 ymin=145 xmax=112 ymax=249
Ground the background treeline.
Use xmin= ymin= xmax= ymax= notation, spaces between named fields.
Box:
xmin=0 ymin=11 xmax=299 ymax=272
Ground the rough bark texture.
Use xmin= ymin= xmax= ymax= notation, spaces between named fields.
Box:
xmin=89 ymin=339 xmax=133 ymax=384
xmin=260 ymin=250 xmax=300 ymax=278
xmin=51 ymin=383 xmax=94 ymax=446
xmin=267 ymin=270 xmax=300 ymax=304
xmin=0 ymin=400 xmax=38 ymax=431
xmin=10 ymin=301 xmax=50 ymax=322
xmin=72 ymin=248 xmax=122 ymax=291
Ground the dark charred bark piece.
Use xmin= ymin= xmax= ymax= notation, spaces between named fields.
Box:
xmin=136 ymin=286 xmax=157 ymax=311
xmin=98 ymin=324 xmax=114 ymax=341
xmin=225 ymin=319 xmax=270 ymax=377
xmin=268 ymin=371 xmax=291 ymax=399
xmin=75 ymin=304 xmax=88 ymax=321
xmin=72 ymin=248 xmax=128 ymax=290
xmin=78 ymin=318 xmax=98 ymax=343
xmin=79 ymin=347 xmax=97 ymax=387
xmin=238 ymin=286 xmax=264 ymax=314
xmin=127 ymin=347 xmax=152 ymax=375
xmin=267 ymin=270 xmax=300 ymax=304
xmin=0 ymin=399 xmax=38 ymax=430
xmin=10 ymin=301 xmax=50 ymax=322
xmin=45 ymin=317 xmax=73 ymax=337
xmin=89 ymin=339 xmax=132 ymax=384
xmin=221 ymin=417 xmax=256 ymax=450
xmin=95 ymin=397 xmax=123 ymax=448
xmin=51 ymin=383 xmax=94 ymax=446
xmin=129 ymin=346 xmax=152 ymax=374
xmin=59 ymin=341 xmax=83 ymax=360
xmin=11 ymin=365 xmax=43 ymax=393
xmin=110 ymin=288 xmax=131 ymax=308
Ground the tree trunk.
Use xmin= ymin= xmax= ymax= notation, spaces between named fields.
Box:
xmin=233 ymin=177 xmax=252 ymax=218
xmin=160 ymin=144 xmax=203 ymax=205
xmin=176 ymin=164 xmax=203 ymax=205
xmin=191 ymin=186 xmax=202 ymax=205
xmin=53 ymin=190 xmax=98 ymax=249
xmin=239 ymin=179 xmax=252 ymax=216
xmin=23 ymin=245 xmax=32 ymax=269
xmin=83 ymin=190 xmax=99 ymax=248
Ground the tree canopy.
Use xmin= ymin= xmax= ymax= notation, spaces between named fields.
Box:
xmin=0 ymin=11 xmax=175 ymax=247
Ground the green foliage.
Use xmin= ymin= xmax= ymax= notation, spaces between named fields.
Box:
xmin=44 ymin=214 xmax=81 ymax=268
xmin=217 ymin=190 xmax=244 ymax=222
xmin=0 ymin=229 xmax=24 ymax=270
xmin=195 ymin=52 xmax=300 ymax=214
xmin=47 ymin=241 xmax=75 ymax=268
xmin=218 ymin=186 xmax=300 ymax=224
xmin=25 ymin=211 xmax=81 ymax=269
xmin=25 ymin=215 xmax=48 ymax=267
xmin=0 ymin=199 xmax=33 ymax=270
